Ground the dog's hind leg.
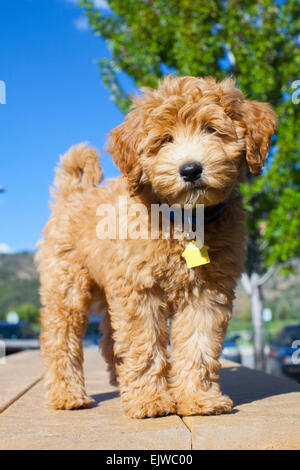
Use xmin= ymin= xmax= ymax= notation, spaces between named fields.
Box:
xmin=99 ymin=311 xmax=118 ymax=386
xmin=39 ymin=257 xmax=94 ymax=410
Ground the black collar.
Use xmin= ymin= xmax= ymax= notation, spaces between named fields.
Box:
xmin=204 ymin=202 xmax=226 ymax=225
xmin=169 ymin=202 xmax=226 ymax=227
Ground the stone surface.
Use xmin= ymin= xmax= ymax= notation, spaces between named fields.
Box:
xmin=0 ymin=349 xmax=42 ymax=413
xmin=0 ymin=349 xmax=190 ymax=450
xmin=184 ymin=361 xmax=300 ymax=450
xmin=1 ymin=349 xmax=300 ymax=449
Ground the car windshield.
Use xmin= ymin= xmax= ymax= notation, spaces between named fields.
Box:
xmin=280 ymin=327 xmax=300 ymax=346
xmin=85 ymin=323 xmax=100 ymax=337
xmin=0 ymin=324 xmax=20 ymax=339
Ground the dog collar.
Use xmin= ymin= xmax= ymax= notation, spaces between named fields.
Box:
xmin=169 ymin=202 xmax=226 ymax=227
xmin=176 ymin=202 xmax=226 ymax=268
xmin=203 ymin=202 xmax=226 ymax=225
xmin=168 ymin=202 xmax=227 ymax=268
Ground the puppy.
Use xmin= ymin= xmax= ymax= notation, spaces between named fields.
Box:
xmin=36 ymin=76 xmax=277 ymax=418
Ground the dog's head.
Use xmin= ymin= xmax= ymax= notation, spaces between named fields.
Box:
xmin=108 ymin=76 xmax=277 ymax=206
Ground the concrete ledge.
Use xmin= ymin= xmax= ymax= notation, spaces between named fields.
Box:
xmin=0 ymin=349 xmax=42 ymax=413
xmin=0 ymin=349 xmax=190 ymax=450
xmin=184 ymin=361 xmax=300 ymax=450
xmin=1 ymin=349 xmax=300 ymax=449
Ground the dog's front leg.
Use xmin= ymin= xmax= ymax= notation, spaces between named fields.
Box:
xmin=168 ymin=282 xmax=233 ymax=416
xmin=106 ymin=288 xmax=175 ymax=418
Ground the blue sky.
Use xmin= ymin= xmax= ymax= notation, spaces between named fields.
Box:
xmin=0 ymin=0 xmax=134 ymax=253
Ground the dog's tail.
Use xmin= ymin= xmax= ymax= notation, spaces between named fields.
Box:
xmin=52 ymin=143 xmax=103 ymax=201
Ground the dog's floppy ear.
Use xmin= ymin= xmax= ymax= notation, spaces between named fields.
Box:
xmin=108 ymin=109 xmax=145 ymax=196
xmin=240 ymin=100 xmax=278 ymax=175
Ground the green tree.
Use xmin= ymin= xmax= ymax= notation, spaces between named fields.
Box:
xmin=80 ymin=0 xmax=300 ymax=370
xmin=0 ymin=278 xmax=40 ymax=317
xmin=13 ymin=303 xmax=40 ymax=327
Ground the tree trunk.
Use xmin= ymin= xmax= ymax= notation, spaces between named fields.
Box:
xmin=250 ymin=272 xmax=265 ymax=371
xmin=241 ymin=270 xmax=269 ymax=372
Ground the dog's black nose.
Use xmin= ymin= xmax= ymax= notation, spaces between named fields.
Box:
xmin=180 ymin=162 xmax=203 ymax=182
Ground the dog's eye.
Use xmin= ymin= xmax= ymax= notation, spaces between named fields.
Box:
xmin=161 ymin=135 xmax=173 ymax=145
xmin=205 ymin=126 xmax=216 ymax=134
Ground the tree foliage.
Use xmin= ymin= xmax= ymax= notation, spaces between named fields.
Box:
xmin=80 ymin=0 xmax=300 ymax=273
xmin=0 ymin=253 xmax=40 ymax=319
xmin=14 ymin=303 xmax=40 ymax=326
xmin=0 ymin=279 xmax=40 ymax=319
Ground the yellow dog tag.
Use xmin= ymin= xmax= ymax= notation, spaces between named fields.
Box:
xmin=182 ymin=242 xmax=210 ymax=268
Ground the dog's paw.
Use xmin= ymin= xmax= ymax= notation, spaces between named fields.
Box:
xmin=175 ymin=393 xmax=233 ymax=416
xmin=46 ymin=386 xmax=95 ymax=410
xmin=124 ymin=393 xmax=176 ymax=419
xmin=49 ymin=393 xmax=95 ymax=410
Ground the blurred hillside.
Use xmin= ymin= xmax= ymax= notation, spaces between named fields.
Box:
xmin=0 ymin=252 xmax=40 ymax=317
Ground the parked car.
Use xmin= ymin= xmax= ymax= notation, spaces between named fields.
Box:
xmin=82 ymin=314 xmax=103 ymax=349
xmin=0 ymin=320 xmax=39 ymax=354
xmin=268 ymin=324 xmax=300 ymax=381
xmin=221 ymin=334 xmax=241 ymax=363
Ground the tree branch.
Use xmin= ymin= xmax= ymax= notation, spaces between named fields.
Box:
xmin=241 ymin=272 xmax=252 ymax=295
xmin=257 ymin=265 xmax=277 ymax=287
